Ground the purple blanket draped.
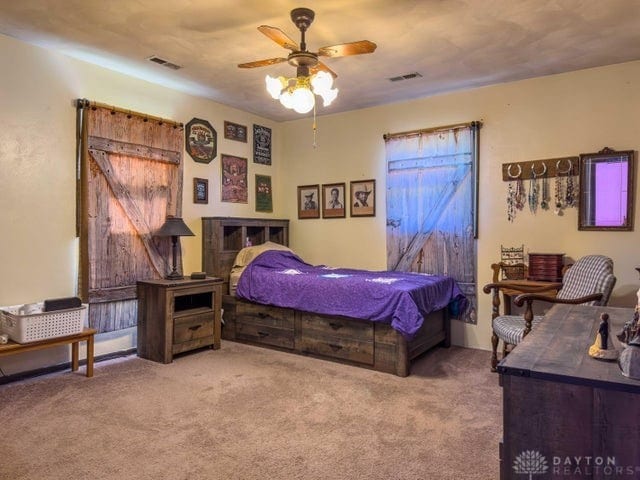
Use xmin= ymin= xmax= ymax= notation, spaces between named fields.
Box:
xmin=236 ymin=250 xmax=467 ymax=339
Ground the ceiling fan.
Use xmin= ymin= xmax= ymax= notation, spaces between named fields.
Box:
xmin=238 ymin=7 xmax=377 ymax=114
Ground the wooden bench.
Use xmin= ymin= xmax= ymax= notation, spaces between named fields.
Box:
xmin=0 ymin=328 xmax=97 ymax=377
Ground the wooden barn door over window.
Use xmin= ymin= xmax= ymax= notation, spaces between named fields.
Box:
xmin=77 ymin=101 xmax=184 ymax=333
xmin=385 ymin=122 xmax=480 ymax=324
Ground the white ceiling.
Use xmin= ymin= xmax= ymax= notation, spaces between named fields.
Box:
xmin=2 ymin=0 xmax=640 ymax=122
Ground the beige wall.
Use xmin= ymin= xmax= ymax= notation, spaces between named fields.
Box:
xmin=0 ymin=34 xmax=282 ymax=373
xmin=2 ymin=31 xmax=640 ymax=374
xmin=281 ymin=60 xmax=640 ymax=350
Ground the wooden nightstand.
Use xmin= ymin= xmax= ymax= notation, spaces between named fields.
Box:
xmin=136 ymin=277 xmax=223 ymax=363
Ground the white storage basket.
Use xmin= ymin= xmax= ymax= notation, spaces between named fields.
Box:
xmin=0 ymin=303 xmax=87 ymax=344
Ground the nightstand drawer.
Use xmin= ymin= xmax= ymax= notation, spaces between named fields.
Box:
xmin=173 ymin=313 xmax=214 ymax=353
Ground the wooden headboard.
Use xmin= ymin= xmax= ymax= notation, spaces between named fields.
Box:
xmin=201 ymin=217 xmax=289 ymax=294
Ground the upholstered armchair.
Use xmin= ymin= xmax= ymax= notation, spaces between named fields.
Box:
xmin=483 ymin=255 xmax=616 ymax=371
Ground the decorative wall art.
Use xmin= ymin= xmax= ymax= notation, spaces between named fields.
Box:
xmin=255 ymin=174 xmax=273 ymax=212
xmin=221 ymin=154 xmax=248 ymax=203
xmin=322 ymin=182 xmax=346 ymax=218
xmin=185 ymin=118 xmax=217 ymax=164
xmin=193 ymin=177 xmax=208 ymax=204
xmin=350 ymin=179 xmax=375 ymax=217
xmin=224 ymin=121 xmax=248 ymax=142
xmin=253 ymin=124 xmax=272 ymax=165
xmin=297 ymin=184 xmax=320 ymax=219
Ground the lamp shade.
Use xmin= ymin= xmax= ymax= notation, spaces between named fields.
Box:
xmin=156 ymin=216 xmax=194 ymax=237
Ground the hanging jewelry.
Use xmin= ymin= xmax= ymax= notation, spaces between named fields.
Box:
xmin=555 ymin=158 xmax=574 ymax=213
xmin=564 ymin=159 xmax=575 ymax=207
xmin=554 ymin=159 xmax=567 ymax=215
xmin=506 ymin=163 xmax=522 ymax=222
xmin=528 ymin=162 xmax=546 ymax=213
xmin=540 ymin=163 xmax=550 ymax=210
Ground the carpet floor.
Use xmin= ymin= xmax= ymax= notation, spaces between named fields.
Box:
xmin=0 ymin=342 xmax=502 ymax=480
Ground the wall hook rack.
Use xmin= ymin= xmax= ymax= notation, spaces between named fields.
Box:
xmin=502 ymin=156 xmax=579 ymax=181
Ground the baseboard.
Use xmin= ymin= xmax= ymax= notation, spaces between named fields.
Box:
xmin=0 ymin=348 xmax=137 ymax=385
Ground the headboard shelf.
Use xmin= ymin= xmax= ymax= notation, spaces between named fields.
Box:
xmin=202 ymin=217 xmax=290 ymax=293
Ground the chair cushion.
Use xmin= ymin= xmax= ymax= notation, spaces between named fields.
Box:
xmin=493 ymin=315 xmax=544 ymax=345
xmin=557 ymin=255 xmax=616 ymax=306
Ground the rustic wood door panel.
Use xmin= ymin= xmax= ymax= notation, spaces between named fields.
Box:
xmin=385 ymin=126 xmax=477 ymax=323
xmin=80 ymin=105 xmax=183 ymax=333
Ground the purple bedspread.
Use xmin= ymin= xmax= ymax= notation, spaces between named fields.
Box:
xmin=236 ymin=250 xmax=467 ymax=339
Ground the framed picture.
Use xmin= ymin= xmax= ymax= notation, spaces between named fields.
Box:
xmin=350 ymin=179 xmax=376 ymax=217
xmin=297 ymin=184 xmax=320 ymax=219
xmin=185 ymin=118 xmax=217 ymax=164
xmin=255 ymin=174 xmax=273 ymax=212
xmin=193 ymin=177 xmax=208 ymax=204
xmin=253 ymin=124 xmax=272 ymax=165
xmin=221 ymin=154 xmax=248 ymax=203
xmin=224 ymin=120 xmax=247 ymax=142
xmin=322 ymin=182 xmax=346 ymax=218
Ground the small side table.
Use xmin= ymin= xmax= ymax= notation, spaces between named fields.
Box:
xmin=0 ymin=328 xmax=97 ymax=377
xmin=137 ymin=277 xmax=223 ymax=363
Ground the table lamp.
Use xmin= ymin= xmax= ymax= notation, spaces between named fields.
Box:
xmin=156 ymin=216 xmax=195 ymax=279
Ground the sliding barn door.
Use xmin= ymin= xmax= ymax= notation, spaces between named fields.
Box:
xmin=78 ymin=102 xmax=183 ymax=332
xmin=385 ymin=124 xmax=479 ymax=323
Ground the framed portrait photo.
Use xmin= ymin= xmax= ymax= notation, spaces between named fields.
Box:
xmin=193 ymin=177 xmax=208 ymax=204
xmin=350 ymin=179 xmax=376 ymax=217
xmin=297 ymin=184 xmax=320 ymax=219
xmin=322 ymin=182 xmax=346 ymax=218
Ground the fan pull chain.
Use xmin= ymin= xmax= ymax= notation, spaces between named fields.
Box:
xmin=312 ymin=102 xmax=317 ymax=148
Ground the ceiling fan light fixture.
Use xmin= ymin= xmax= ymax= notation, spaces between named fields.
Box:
xmin=265 ymin=71 xmax=338 ymax=114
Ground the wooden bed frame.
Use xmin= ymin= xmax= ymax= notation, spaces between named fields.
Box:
xmin=202 ymin=216 xmax=450 ymax=376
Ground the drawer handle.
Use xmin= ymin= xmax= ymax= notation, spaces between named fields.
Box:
xmin=188 ymin=324 xmax=202 ymax=331
xmin=328 ymin=322 xmax=343 ymax=330
xmin=328 ymin=343 xmax=343 ymax=352
xmin=257 ymin=331 xmax=270 ymax=338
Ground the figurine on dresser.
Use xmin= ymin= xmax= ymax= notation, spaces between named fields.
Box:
xmin=617 ymin=287 xmax=640 ymax=379
xmin=589 ymin=313 xmax=618 ymax=360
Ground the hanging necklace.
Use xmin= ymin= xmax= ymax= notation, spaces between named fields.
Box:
xmin=529 ymin=162 xmax=546 ymax=213
xmin=506 ymin=163 xmax=522 ymax=222
xmin=540 ymin=163 xmax=550 ymax=210
xmin=555 ymin=158 xmax=574 ymax=214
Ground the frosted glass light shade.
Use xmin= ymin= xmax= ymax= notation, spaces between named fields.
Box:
xmin=311 ymin=71 xmax=333 ymax=93
xmin=290 ymin=86 xmax=315 ymax=113
xmin=265 ymin=75 xmax=285 ymax=99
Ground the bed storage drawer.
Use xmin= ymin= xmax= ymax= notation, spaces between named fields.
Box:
xmin=235 ymin=302 xmax=294 ymax=349
xmin=298 ymin=313 xmax=374 ymax=365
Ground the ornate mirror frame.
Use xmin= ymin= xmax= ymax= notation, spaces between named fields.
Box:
xmin=578 ymin=147 xmax=635 ymax=231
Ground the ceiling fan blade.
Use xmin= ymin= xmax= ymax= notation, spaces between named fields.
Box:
xmin=318 ymin=40 xmax=377 ymax=58
xmin=311 ymin=62 xmax=338 ymax=79
xmin=258 ymin=25 xmax=299 ymax=51
xmin=238 ymin=57 xmax=288 ymax=69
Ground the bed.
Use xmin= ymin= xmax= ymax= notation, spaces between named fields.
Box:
xmin=202 ymin=217 xmax=467 ymax=376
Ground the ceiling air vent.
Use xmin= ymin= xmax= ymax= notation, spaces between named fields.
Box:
xmin=389 ymin=72 xmax=422 ymax=82
xmin=147 ymin=56 xmax=182 ymax=70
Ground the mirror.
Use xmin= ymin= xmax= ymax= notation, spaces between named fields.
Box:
xmin=579 ymin=147 xmax=635 ymax=231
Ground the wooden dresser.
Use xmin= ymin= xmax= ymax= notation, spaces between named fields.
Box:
xmin=498 ymin=304 xmax=640 ymax=479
